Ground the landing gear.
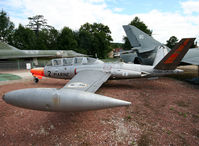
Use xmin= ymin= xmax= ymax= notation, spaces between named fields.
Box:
xmin=34 ymin=77 xmax=39 ymax=83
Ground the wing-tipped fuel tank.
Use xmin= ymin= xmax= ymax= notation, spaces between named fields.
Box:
xmin=3 ymin=88 xmax=131 ymax=112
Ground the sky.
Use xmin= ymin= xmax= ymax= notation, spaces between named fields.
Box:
xmin=0 ymin=0 xmax=199 ymax=44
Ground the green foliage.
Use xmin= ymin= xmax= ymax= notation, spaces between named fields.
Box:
xmin=47 ymin=28 xmax=59 ymax=50
xmin=191 ymin=42 xmax=198 ymax=48
xmin=57 ymin=27 xmax=78 ymax=50
xmin=10 ymin=24 xmax=36 ymax=50
xmin=110 ymin=42 xmax=123 ymax=49
xmin=166 ymin=36 xmax=178 ymax=49
xmin=129 ymin=17 xmax=152 ymax=36
xmin=166 ymin=36 xmax=197 ymax=49
xmin=27 ymin=15 xmax=53 ymax=36
xmin=0 ymin=10 xmax=14 ymax=42
xmin=35 ymin=28 xmax=59 ymax=50
xmin=123 ymin=16 xmax=152 ymax=50
xmin=78 ymin=22 xmax=113 ymax=58
xmin=10 ymin=24 xmax=59 ymax=50
xmin=123 ymin=36 xmax=132 ymax=50
xmin=78 ymin=30 xmax=94 ymax=54
xmin=2 ymin=11 xmax=114 ymax=58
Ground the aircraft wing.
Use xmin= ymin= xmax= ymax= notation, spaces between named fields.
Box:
xmin=181 ymin=48 xmax=199 ymax=65
xmin=63 ymin=70 xmax=111 ymax=93
xmin=0 ymin=55 xmax=55 ymax=59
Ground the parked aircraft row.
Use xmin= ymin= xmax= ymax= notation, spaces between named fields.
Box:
xmin=3 ymin=38 xmax=195 ymax=112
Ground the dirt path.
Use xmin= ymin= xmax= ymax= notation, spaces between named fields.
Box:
xmin=0 ymin=78 xmax=199 ymax=145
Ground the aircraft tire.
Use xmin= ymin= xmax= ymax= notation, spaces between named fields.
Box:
xmin=34 ymin=77 xmax=39 ymax=83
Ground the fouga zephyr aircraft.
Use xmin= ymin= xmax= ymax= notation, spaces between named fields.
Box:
xmin=2 ymin=38 xmax=195 ymax=112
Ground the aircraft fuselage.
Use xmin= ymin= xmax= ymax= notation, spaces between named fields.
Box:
xmin=43 ymin=62 xmax=180 ymax=80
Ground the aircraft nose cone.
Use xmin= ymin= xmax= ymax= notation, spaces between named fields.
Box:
xmin=2 ymin=91 xmax=17 ymax=105
xmin=30 ymin=68 xmax=44 ymax=76
xmin=2 ymin=94 xmax=5 ymax=101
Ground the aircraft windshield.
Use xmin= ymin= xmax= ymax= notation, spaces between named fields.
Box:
xmin=46 ymin=57 xmax=101 ymax=67
xmin=53 ymin=59 xmax=62 ymax=66
xmin=63 ymin=57 xmax=98 ymax=65
xmin=46 ymin=60 xmax=52 ymax=66
xmin=63 ymin=58 xmax=73 ymax=66
xmin=74 ymin=57 xmax=83 ymax=64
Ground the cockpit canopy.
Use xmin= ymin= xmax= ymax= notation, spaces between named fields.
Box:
xmin=46 ymin=57 xmax=104 ymax=67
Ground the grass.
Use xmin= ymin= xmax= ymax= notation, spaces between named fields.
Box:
xmin=167 ymin=130 xmax=171 ymax=135
xmin=125 ymin=115 xmax=132 ymax=121
xmin=178 ymin=112 xmax=187 ymax=118
xmin=0 ymin=73 xmax=22 ymax=81
xmin=169 ymin=107 xmax=174 ymax=111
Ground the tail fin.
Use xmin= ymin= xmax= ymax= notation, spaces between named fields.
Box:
xmin=154 ymin=38 xmax=195 ymax=70
xmin=123 ymin=25 xmax=161 ymax=52
xmin=153 ymin=46 xmax=169 ymax=66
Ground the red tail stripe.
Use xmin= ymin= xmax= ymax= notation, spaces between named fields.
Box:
xmin=164 ymin=39 xmax=190 ymax=64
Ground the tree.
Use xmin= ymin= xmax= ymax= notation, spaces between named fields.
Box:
xmin=78 ymin=30 xmax=93 ymax=54
xmin=78 ymin=22 xmax=113 ymax=58
xmin=0 ymin=10 xmax=14 ymax=42
xmin=57 ymin=27 xmax=78 ymax=50
xmin=26 ymin=15 xmax=59 ymax=50
xmin=11 ymin=24 xmax=36 ymax=50
xmin=27 ymin=15 xmax=53 ymax=36
xmin=123 ymin=37 xmax=131 ymax=50
xmin=10 ymin=23 xmax=59 ymax=50
xmin=166 ymin=36 xmax=178 ymax=49
xmin=35 ymin=28 xmax=59 ymax=50
xmin=129 ymin=17 xmax=152 ymax=35
xmin=46 ymin=28 xmax=59 ymax=50
xmin=123 ymin=16 xmax=152 ymax=50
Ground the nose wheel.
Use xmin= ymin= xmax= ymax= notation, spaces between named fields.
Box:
xmin=34 ymin=77 xmax=39 ymax=83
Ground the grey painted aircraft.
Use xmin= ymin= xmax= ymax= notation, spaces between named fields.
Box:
xmin=0 ymin=41 xmax=86 ymax=59
xmin=3 ymin=38 xmax=195 ymax=112
xmin=121 ymin=25 xmax=199 ymax=65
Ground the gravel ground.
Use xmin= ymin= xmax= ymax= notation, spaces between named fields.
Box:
xmin=0 ymin=77 xmax=199 ymax=145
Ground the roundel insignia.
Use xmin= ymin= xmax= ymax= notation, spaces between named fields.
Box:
xmin=139 ymin=34 xmax=144 ymax=39
xmin=67 ymin=82 xmax=88 ymax=88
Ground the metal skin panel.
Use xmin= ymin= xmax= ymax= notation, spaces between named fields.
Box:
xmin=3 ymin=47 xmax=192 ymax=112
xmin=123 ymin=25 xmax=161 ymax=50
xmin=44 ymin=66 xmax=74 ymax=79
xmin=42 ymin=57 xmax=186 ymax=82
xmin=3 ymin=88 xmax=131 ymax=112
xmin=0 ymin=42 xmax=86 ymax=59
xmin=154 ymin=38 xmax=195 ymax=70
xmin=122 ymin=25 xmax=199 ymax=66
xmin=64 ymin=70 xmax=111 ymax=93
xmin=182 ymin=48 xmax=199 ymax=65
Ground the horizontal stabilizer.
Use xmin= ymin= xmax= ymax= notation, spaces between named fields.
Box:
xmin=154 ymin=38 xmax=195 ymax=70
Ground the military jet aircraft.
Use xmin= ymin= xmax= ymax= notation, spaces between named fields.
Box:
xmin=121 ymin=25 xmax=199 ymax=65
xmin=2 ymin=38 xmax=195 ymax=112
xmin=0 ymin=41 xmax=86 ymax=59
